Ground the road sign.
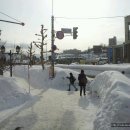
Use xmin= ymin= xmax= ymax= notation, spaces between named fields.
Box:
xmin=107 ymin=48 xmax=113 ymax=62
xmin=56 ymin=31 xmax=64 ymax=39
xmin=61 ymin=28 xmax=72 ymax=34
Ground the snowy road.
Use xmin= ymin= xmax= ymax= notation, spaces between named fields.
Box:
xmin=0 ymin=83 xmax=99 ymax=130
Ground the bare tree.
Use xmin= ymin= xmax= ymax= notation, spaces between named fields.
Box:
xmin=27 ymin=42 xmax=35 ymax=66
xmin=33 ymin=25 xmax=47 ymax=70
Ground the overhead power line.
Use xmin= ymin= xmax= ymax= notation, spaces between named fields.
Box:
xmin=55 ymin=15 xmax=125 ymax=20
xmin=0 ymin=11 xmax=22 ymax=23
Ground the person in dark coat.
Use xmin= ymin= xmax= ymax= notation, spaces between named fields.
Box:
xmin=122 ymin=71 xmax=125 ymax=74
xmin=66 ymin=73 xmax=78 ymax=91
xmin=78 ymin=69 xmax=87 ymax=96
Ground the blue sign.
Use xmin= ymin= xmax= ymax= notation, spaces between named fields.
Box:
xmin=107 ymin=48 xmax=113 ymax=62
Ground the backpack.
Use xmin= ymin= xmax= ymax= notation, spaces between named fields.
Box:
xmin=70 ymin=76 xmax=76 ymax=83
xmin=80 ymin=76 xmax=87 ymax=85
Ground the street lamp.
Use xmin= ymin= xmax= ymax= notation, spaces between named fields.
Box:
xmin=0 ymin=20 xmax=25 ymax=26
xmin=0 ymin=45 xmax=6 ymax=75
xmin=16 ymin=46 xmax=20 ymax=53
xmin=0 ymin=45 xmax=21 ymax=77
xmin=1 ymin=45 xmax=5 ymax=53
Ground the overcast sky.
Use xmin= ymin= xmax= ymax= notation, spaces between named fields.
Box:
xmin=0 ymin=0 xmax=130 ymax=52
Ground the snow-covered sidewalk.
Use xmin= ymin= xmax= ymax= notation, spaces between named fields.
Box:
xmin=1 ymin=65 xmax=130 ymax=130
xmin=0 ymin=82 xmax=99 ymax=130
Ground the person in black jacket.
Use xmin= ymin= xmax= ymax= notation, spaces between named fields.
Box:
xmin=78 ymin=69 xmax=87 ymax=96
xmin=66 ymin=73 xmax=78 ymax=91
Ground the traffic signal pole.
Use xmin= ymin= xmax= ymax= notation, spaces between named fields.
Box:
xmin=51 ymin=15 xmax=55 ymax=78
xmin=41 ymin=25 xmax=44 ymax=70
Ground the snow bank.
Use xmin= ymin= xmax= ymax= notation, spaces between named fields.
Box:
xmin=56 ymin=64 xmax=130 ymax=77
xmin=0 ymin=76 xmax=30 ymax=111
xmin=13 ymin=65 xmax=49 ymax=89
xmin=13 ymin=65 xmax=80 ymax=91
xmin=89 ymin=71 xmax=130 ymax=130
xmin=12 ymin=65 xmax=130 ymax=130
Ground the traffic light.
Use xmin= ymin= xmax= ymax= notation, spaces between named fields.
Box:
xmin=73 ymin=27 xmax=78 ymax=39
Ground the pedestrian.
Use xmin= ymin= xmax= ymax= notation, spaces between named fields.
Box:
xmin=14 ymin=127 xmax=24 ymax=130
xmin=66 ymin=73 xmax=78 ymax=91
xmin=78 ymin=69 xmax=87 ymax=96
xmin=121 ymin=71 xmax=125 ymax=74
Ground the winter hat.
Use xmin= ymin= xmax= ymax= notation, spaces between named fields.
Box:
xmin=70 ymin=73 xmax=73 ymax=75
xmin=81 ymin=69 xmax=84 ymax=73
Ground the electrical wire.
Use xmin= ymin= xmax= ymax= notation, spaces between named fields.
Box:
xmin=0 ymin=11 xmax=125 ymax=21
xmin=55 ymin=15 xmax=125 ymax=20
xmin=0 ymin=11 xmax=22 ymax=23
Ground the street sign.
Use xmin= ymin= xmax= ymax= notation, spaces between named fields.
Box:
xmin=61 ymin=28 xmax=72 ymax=34
xmin=56 ymin=31 xmax=64 ymax=39
xmin=107 ymin=48 xmax=113 ymax=63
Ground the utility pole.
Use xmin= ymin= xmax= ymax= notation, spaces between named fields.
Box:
xmin=9 ymin=50 xmax=12 ymax=77
xmin=41 ymin=25 xmax=44 ymax=70
xmin=0 ymin=45 xmax=20 ymax=77
xmin=51 ymin=15 xmax=55 ymax=78
xmin=0 ymin=30 xmax=1 ymax=41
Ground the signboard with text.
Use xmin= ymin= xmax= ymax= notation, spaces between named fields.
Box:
xmin=61 ymin=28 xmax=72 ymax=34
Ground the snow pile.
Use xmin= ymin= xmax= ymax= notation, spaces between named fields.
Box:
xmin=89 ymin=71 xmax=130 ymax=130
xmin=2 ymin=65 xmax=130 ymax=130
xmin=0 ymin=76 xmax=30 ymax=111
xmin=13 ymin=65 xmax=80 ymax=91
xmin=56 ymin=64 xmax=130 ymax=77
xmin=13 ymin=65 xmax=49 ymax=89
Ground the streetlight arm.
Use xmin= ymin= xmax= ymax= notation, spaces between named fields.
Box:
xmin=0 ymin=19 xmax=25 ymax=26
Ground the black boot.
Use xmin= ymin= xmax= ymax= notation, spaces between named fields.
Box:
xmin=75 ymin=88 xmax=78 ymax=91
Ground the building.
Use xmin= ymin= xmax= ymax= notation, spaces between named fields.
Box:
xmin=93 ymin=45 xmax=102 ymax=54
xmin=124 ymin=15 xmax=130 ymax=62
xmin=107 ymin=15 xmax=130 ymax=63
xmin=109 ymin=36 xmax=117 ymax=46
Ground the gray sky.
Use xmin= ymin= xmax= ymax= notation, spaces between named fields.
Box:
xmin=0 ymin=0 xmax=130 ymax=52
